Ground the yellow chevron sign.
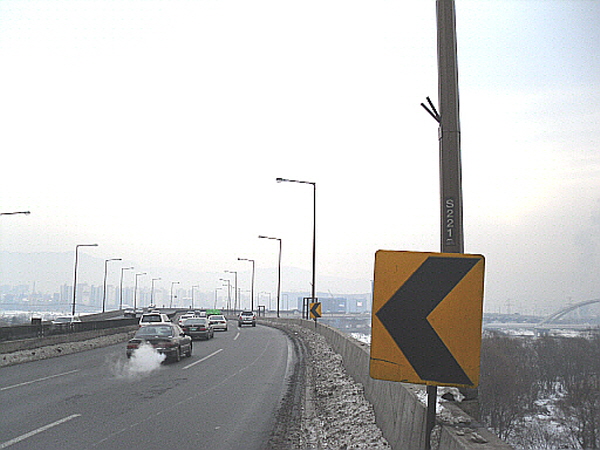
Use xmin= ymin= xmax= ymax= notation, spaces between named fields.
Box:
xmin=370 ymin=250 xmax=485 ymax=388
xmin=310 ymin=302 xmax=322 ymax=319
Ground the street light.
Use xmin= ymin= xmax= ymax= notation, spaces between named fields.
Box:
xmin=259 ymin=291 xmax=272 ymax=311
xmin=119 ymin=266 xmax=134 ymax=309
xmin=170 ymin=281 xmax=180 ymax=308
xmin=134 ymin=272 xmax=147 ymax=311
xmin=219 ymin=278 xmax=232 ymax=311
xmin=151 ymin=278 xmax=161 ymax=307
xmin=276 ymin=177 xmax=316 ymax=306
xmin=225 ymin=270 xmax=238 ymax=313
xmin=0 ymin=211 xmax=31 ymax=216
xmin=214 ymin=286 xmax=226 ymax=309
xmin=72 ymin=243 xmax=98 ymax=315
xmin=238 ymin=258 xmax=255 ymax=312
xmin=259 ymin=235 xmax=282 ymax=318
xmin=191 ymin=285 xmax=199 ymax=309
xmin=102 ymin=258 xmax=122 ymax=313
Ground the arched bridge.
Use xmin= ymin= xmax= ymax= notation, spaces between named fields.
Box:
xmin=536 ymin=298 xmax=600 ymax=332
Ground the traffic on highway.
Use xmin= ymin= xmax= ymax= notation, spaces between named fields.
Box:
xmin=0 ymin=314 xmax=291 ymax=450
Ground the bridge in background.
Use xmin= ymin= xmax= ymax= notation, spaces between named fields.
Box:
xmin=311 ymin=299 xmax=600 ymax=337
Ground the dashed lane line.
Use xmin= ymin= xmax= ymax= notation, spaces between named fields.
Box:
xmin=0 ymin=414 xmax=81 ymax=449
xmin=182 ymin=348 xmax=223 ymax=370
xmin=0 ymin=369 xmax=80 ymax=391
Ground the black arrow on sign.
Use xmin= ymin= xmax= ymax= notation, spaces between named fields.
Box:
xmin=310 ymin=302 xmax=321 ymax=318
xmin=376 ymin=256 xmax=479 ymax=385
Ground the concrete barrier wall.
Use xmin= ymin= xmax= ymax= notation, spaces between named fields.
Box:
xmin=265 ymin=318 xmax=513 ymax=450
xmin=0 ymin=325 xmax=137 ymax=354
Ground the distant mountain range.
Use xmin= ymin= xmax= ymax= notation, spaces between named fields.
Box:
xmin=0 ymin=251 xmax=371 ymax=297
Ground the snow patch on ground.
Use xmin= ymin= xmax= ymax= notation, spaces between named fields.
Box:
xmin=291 ymin=324 xmax=391 ymax=449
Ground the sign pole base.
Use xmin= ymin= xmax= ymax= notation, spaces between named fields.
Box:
xmin=425 ymin=385 xmax=437 ymax=450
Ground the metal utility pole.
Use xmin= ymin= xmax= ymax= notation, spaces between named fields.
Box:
xmin=421 ymin=1 xmax=464 ymax=449
xmin=437 ymin=0 xmax=463 ymax=255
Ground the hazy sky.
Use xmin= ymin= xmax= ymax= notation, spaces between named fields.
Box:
xmin=0 ymin=0 xmax=598 ymax=315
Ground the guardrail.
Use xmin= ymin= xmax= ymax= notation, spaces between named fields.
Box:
xmin=0 ymin=318 xmax=139 ymax=342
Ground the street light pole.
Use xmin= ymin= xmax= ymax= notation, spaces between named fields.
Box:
xmin=192 ymin=285 xmax=200 ymax=309
xmin=72 ymin=243 xmax=98 ymax=315
xmin=0 ymin=211 xmax=31 ymax=216
xmin=214 ymin=287 xmax=225 ymax=309
xmin=259 ymin=235 xmax=282 ymax=318
xmin=259 ymin=291 xmax=272 ymax=311
xmin=151 ymin=278 xmax=161 ymax=307
xmin=276 ymin=177 xmax=316 ymax=303
xmin=170 ymin=281 xmax=180 ymax=308
xmin=225 ymin=271 xmax=238 ymax=313
xmin=102 ymin=258 xmax=122 ymax=313
xmin=119 ymin=266 xmax=134 ymax=309
xmin=238 ymin=258 xmax=255 ymax=311
xmin=134 ymin=272 xmax=146 ymax=311
xmin=219 ymin=279 xmax=232 ymax=311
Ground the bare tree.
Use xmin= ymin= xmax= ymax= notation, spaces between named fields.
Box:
xmin=479 ymin=333 xmax=538 ymax=440
xmin=555 ymin=336 xmax=600 ymax=449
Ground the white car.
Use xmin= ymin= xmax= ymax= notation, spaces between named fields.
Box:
xmin=178 ymin=313 xmax=195 ymax=326
xmin=208 ymin=314 xmax=228 ymax=331
xmin=139 ymin=313 xmax=171 ymax=327
xmin=51 ymin=315 xmax=82 ymax=329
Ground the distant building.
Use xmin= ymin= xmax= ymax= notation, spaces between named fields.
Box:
xmin=321 ymin=297 xmax=347 ymax=314
xmin=61 ymin=284 xmax=73 ymax=303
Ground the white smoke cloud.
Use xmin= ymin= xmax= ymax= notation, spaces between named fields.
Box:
xmin=111 ymin=343 xmax=166 ymax=380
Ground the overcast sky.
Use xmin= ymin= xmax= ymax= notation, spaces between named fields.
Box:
xmin=0 ymin=0 xmax=598 ymax=316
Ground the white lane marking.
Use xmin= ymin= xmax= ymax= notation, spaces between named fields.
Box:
xmin=182 ymin=348 xmax=223 ymax=370
xmin=0 ymin=369 xmax=80 ymax=391
xmin=233 ymin=332 xmax=240 ymax=340
xmin=0 ymin=414 xmax=81 ymax=449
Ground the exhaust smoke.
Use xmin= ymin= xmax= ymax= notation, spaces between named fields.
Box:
xmin=112 ymin=343 xmax=166 ymax=380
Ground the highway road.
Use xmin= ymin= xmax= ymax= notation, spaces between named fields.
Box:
xmin=0 ymin=324 xmax=292 ymax=450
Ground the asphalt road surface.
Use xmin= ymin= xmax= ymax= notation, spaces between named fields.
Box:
xmin=0 ymin=324 xmax=291 ymax=450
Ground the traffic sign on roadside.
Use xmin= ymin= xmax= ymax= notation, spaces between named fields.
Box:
xmin=309 ymin=302 xmax=322 ymax=319
xmin=370 ymin=250 xmax=485 ymax=388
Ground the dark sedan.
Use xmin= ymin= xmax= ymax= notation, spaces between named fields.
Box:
xmin=181 ymin=318 xmax=214 ymax=340
xmin=126 ymin=323 xmax=192 ymax=362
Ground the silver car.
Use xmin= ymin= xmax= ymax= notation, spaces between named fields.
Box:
xmin=238 ymin=311 xmax=256 ymax=327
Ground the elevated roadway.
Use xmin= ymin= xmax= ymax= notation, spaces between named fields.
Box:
xmin=1 ymin=314 xmax=514 ymax=449
xmin=0 ymin=325 xmax=290 ymax=450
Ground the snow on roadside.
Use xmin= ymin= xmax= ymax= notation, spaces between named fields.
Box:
xmin=290 ymin=323 xmax=391 ymax=449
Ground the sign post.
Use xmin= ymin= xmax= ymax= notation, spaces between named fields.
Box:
xmin=373 ymin=1 xmax=472 ymax=447
xmin=433 ymin=0 xmax=464 ymax=448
